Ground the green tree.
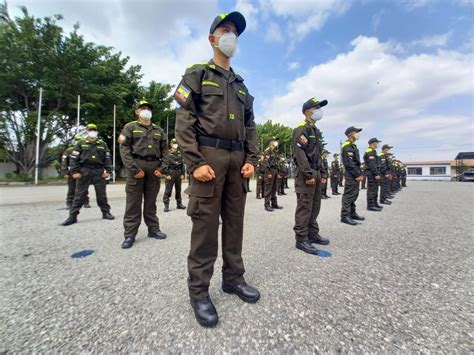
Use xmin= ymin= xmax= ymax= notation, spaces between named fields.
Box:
xmin=256 ymin=120 xmax=293 ymax=157
xmin=0 ymin=6 xmax=142 ymax=176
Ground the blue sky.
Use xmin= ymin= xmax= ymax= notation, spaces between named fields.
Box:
xmin=8 ymin=0 xmax=474 ymax=161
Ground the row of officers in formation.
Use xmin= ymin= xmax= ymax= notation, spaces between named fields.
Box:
xmin=58 ymin=11 xmax=407 ymax=329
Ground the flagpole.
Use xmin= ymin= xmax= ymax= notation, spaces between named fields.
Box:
xmin=77 ymin=95 xmax=80 ymax=133
xmin=34 ymin=88 xmax=43 ymax=185
xmin=113 ymin=104 xmax=116 ymax=183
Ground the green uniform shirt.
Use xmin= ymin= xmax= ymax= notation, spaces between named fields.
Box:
xmin=70 ymin=138 xmax=112 ymax=173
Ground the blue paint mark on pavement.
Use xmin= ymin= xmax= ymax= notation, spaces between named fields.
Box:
xmin=71 ymin=250 xmax=94 ymax=259
xmin=316 ymin=250 xmax=332 ymax=257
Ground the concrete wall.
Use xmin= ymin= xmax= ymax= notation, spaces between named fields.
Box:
xmin=406 ymin=164 xmax=451 ymax=181
xmin=0 ymin=162 xmax=58 ymax=178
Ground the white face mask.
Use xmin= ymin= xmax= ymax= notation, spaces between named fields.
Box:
xmin=311 ymin=108 xmax=324 ymax=121
xmin=272 ymin=141 xmax=279 ymax=148
xmin=172 ymin=144 xmax=178 ymax=150
xmin=139 ymin=109 xmax=152 ymax=120
xmin=88 ymin=131 xmax=98 ymax=139
xmin=214 ymin=32 xmax=238 ymax=58
xmin=354 ymin=132 xmax=361 ymax=140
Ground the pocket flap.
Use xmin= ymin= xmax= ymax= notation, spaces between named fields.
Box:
xmin=185 ymin=180 xmax=215 ymax=197
xmin=202 ymin=85 xmax=223 ymax=96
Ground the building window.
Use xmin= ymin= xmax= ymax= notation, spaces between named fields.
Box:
xmin=430 ymin=167 xmax=446 ymax=175
xmin=408 ymin=167 xmax=422 ymax=175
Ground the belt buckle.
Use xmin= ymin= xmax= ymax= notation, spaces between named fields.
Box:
xmin=215 ymin=138 xmax=220 ymax=149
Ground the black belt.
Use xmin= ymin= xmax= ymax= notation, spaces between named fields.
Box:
xmin=82 ymin=164 xmax=104 ymax=169
xmin=198 ymin=136 xmax=244 ymax=151
xmin=134 ymin=155 xmax=160 ymax=162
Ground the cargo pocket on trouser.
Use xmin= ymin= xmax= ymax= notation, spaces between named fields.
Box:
xmin=185 ymin=179 xmax=215 ymax=219
xmin=125 ymin=178 xmax=138 ymax=193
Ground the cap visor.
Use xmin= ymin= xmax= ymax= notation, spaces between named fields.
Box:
xmin=138 ymin=103 xmax=153 ymax=110
xmin=226 ymin=12 xmax=246 ymax=36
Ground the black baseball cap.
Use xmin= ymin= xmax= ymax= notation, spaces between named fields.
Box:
xmin=136 ymin=99 xmax=153 ymax=110
xmin=368 ymin=138 xmax=382 ymax=144
xmin=302 ymin=97 xmax=328 ymax=113
xmin=344 ymin=126 xmax=362 ymax=136
xmin=382 ymin=144 xmax=393 ymax=150
xmin=209 ymin=12 xmax=246 ymax=36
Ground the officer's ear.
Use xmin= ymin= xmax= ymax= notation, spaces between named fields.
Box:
xmin=209 ymin=34 xmax=218 ymax=47
xmin=135 ymin=108 xmax=140 ymax=116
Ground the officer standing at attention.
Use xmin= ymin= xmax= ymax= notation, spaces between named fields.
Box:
xmin=119 ymin=100 xmax=168 ymax=249
xmin=61 ymin=134 xmax=90 ymax=209
xmin=340 ymin=126 xmax=365 ymax=226
xmin=320 ymin=149 xmax=330 ymax=199
xmin=330 ymin=153 xmax=341 ymax=195
xmin=378 ymin=144 xmax=393 ymax=205
xmin=255 ymin=154 xmax=265 ymax=199
xmin=174 ymin=12 xmax=260 ymax=328
xmin=277 ymin=155 xmax=288 ymax=196
xmin=293 ymin=98 xmax=330 ymax=255
xmin=364 ymin=138 xmax=383 ymax=212
xmin=163 ymin=138 xmax=186 ymax=212
xmin=61 ymin=124 xmax=114 ymax=226
xmin=263 ymin=137 xmax=282 ymax=211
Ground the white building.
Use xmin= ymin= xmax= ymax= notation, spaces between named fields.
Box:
xmin=404 ymin=161 xmax=452 ymax=181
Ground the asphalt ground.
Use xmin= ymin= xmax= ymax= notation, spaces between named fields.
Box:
xmin=0 ymin=180 xmax=473 ymax=353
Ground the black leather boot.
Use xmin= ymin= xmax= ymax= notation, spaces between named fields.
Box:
xmin=190 ymin=296 xmax=219 ymax=328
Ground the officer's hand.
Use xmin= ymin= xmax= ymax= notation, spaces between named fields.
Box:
xmin=321 ymin=178 xmax=327 ymax=184
xmin=166 ymin=175 xmax=172 ymax=181
xmin=180 ymin=175 xmax=185 ymax=180
xmin=241 ymin=163 xmax=254 ymax=178
xmin=64 ymin=175 xmax=69 ymax=179
xmin=305 ymin=178 xmax=316 ymax=186
xmin=72 ymin=173 xmax=81 ymax=180
xmin=355 ymin=175 xmax=364 ymax=182
xmin=101 ymin=172 xmax=110 ymax=179
xmin=193 ymin=165 xmax=215 ymax=182
xmin=385 ymin=174 xmax=390 ymax=179
xmin=277 ymin=175 xmax=281 ymax=179
xmin=267 ymin=174 xmax=272 ymax=179
xmin=154 ymin=169 xmax=162 ymax=177
xmin=375 ymin=175 xmax=381 ymax=181
xmin=258 ymin=176 xmax=262 ymax=180
xmin=134 ymin=170 xmax=145 ymax=179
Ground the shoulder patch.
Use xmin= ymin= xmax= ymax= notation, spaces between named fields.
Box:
xmin=174 ymin=84 xmax=191 ymax=103
xmin=296 ymin=134 xmax=308 ymax=147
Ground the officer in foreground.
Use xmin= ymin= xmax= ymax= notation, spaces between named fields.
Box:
xmin=174 ymin=11 xmax=260 ymax=328
xmin=61 ymin=123 xmax=114 ymax=226
xmin=293 ymin=98 xmax=330 ymax=255
xmin=340 ymin=126 xmax=365 ymax=226
xmin=119 ymin=100 xmax=168 ymax=249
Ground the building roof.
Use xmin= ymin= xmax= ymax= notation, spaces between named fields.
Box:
xmin=455 ymin=152 xmax=474 ymax=160
xmin=405 ymin=161 xmax=451 ymax=166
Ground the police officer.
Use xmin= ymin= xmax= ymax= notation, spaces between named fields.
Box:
xmin=163 ymin=138 xmax=186 ymax=212
xmin=330 ymin=153 xmax=341 ymax=195
xmin=174 ymin=11 xmax=260 ymax=328
xmin=320 ymin=150 xmax=330 ymax=199
xmin=61 ymin=134 xmax=90 ymax=209
xmin=263 ymin=137 xmax=282 ymax=211
xmin=255 ymin=154 xmax=265 ymax=199
xmin=378 ymin=144 xmax=393 ymax=205
xmin=293 ymin=98 xmax=330 ymax=255
xmin=340 ymin=126 xmax=365 ymax=226
xmin=360 ymin=163 xmax=367 ymax=190
xmin=61 ymin=124 xmax=114 ymax=226
xmin=364 ymin=138 xmax=383 ymax=212
xmin=277 ymin=155 xmax=288 ymax=196
xmin=119 ymin=100 xmax=168 ymax=249
xmin=401 ymin=163 xmax=407 ymax=187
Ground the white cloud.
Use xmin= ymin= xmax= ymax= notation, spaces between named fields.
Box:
xmin=262 ymin=0 xmax=352 ymax=38
xmin=264 ymin=22 xmax=284 ymax=43
xmin=261 ymin=36 xmax=473 ymax=160
xmin=235 ymin=0 xmax=259 ymax=31
xmin=412 ymin=32 xmax=452 ymax=47
xmin=400 ymin=0 xmax=430 ymax=11
xmin=288 ymin=61 xmax=301 ymax=70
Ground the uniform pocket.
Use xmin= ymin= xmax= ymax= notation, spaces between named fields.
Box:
xmin=202 ymin=86 xmax=223 ymax=96
xmin=125 ymin=178 xmax=138 ymax=193
xmin=184 ymin=179 xmax=215 ymax=197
